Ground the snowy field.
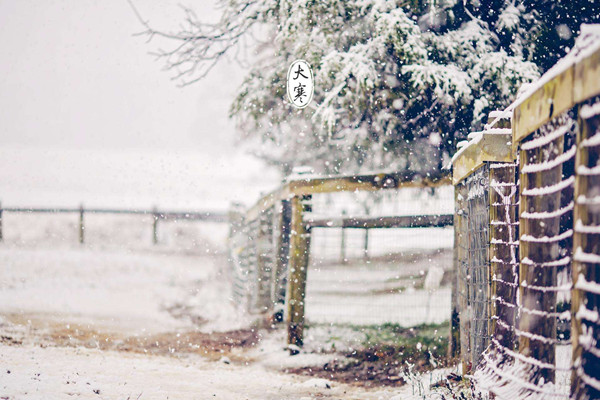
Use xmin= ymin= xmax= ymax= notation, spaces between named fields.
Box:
xmin=0 ymin=147 xmax=279 ymax=211
xmin=1 ymin=212 xmax=454 ymax=329
xmin=0 ymin=236 xmax=399 ymax=399
xmin=0 ymin=213 xmax=457 ymax=399
xmin=0 ymin=247 xmax=240 ymax=334
xmin=0 ymin=148 xmax=457 ymax=398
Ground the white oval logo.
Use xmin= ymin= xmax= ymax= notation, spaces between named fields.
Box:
xmin=287 ymin=60 xmax=314 ymax=109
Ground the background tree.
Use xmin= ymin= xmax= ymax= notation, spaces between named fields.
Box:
xmin=132 ymin=0 xmax=597 ymax=177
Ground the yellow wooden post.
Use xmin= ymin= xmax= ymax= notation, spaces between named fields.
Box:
xmin=285 ymin=195 xmax=311 ymax=351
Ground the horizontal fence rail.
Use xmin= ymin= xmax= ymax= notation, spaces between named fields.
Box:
xmin=1 ymin=207 xmax=227 ymax=221
xmin=306 ymin=214 xmax=453 ymax=229
xmin=0 ymin=204 xmax=227 ymax=244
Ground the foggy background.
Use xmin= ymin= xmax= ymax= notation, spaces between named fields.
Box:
xmin=0 ymin=0 xmax=277 ymax=210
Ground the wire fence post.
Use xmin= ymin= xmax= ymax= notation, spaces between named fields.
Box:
xmin=363 ymin=227 xmax=369 ymax=260
xmin=340 ymin=209 xmax=347 ymax=264
xmin=79 ymin=204 xmax=85 ymax=244
xmin=152 ymin=206 xmax=159 ymax=245
xmin=285 ymin=194 xmax=311 ymax=351
xmin=0 ymin=201 xmax=3 ymax=242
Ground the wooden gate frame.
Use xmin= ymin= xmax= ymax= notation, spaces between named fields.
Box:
xmin=244 ymin=171 xmax=451 ymax=349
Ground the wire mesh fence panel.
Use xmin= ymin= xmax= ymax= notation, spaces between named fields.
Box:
xmin=229 ymin=214 xmax=253 ymax=311
xmin=473 ymin=160 xmax=522 ymax=387
xmin=244 ymin=218 xmax=261 ymax=313
xmin=468 ymin=166 xmax=491 ymax=368
xmin=455 ymin=165 xmax=491 ymax=371
xmin=254 ymin=206 xmax=276 ymax=313
xmin=475 ymin=111 xmax=576 ymax=399
xmin=455 ymin=179 xmax=470 ymax=369
xmin=571 ymin=95 xmax=600 ymax=400
xmin=303 ymin=187 xmax=454 ymax=328
xmin=0 ymin=211 xmax=228 ymax=253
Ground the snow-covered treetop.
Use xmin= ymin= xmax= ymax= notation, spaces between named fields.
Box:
xmin=138 ymin=0 xmax=543 ymax=177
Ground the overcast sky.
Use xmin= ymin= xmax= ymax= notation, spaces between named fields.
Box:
xmin=0 ymin=0 xmax=243 ymax=153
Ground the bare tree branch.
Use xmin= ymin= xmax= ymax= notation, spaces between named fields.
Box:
xmin=126 ymin=0 xmax=262 ymax=85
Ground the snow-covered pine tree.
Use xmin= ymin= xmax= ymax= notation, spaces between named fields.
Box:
xmin=136 ymin=0 xmax=543 ymax=177
xmin=468 ymin=0 xmax=600 ymax=74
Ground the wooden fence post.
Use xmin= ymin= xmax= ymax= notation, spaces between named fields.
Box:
xmin=518 ymin=132 xmax=565 ymax=385
xmin=152 ymin=206 xmax=159 ymax=245
xmin=272 ymin=200 xmax=291 ymax=322
xmin=489 ymin=163 xmax=519 ymax=353
xmin=79 ymin=204 xmax=84 ymax=244
xmin=285 ymin=194 xmax=311 ymax=351
xmin=571 ymin=107 xmax=600 ymax=400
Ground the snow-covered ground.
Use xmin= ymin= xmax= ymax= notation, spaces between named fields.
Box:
xmin=0 ymin=241 xmax=391 ymax=399
xmin=0 ymin=344 xmax=397 ymax=400
xmin=0 ymin=247 xmax=243 ymax=334
xmin=0 ymin=154 xmax=456 ymax=398
xmin=0 ymin=213 xmax=458 ymax=399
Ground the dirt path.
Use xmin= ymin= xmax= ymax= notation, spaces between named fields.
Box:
xmin=0 ymin=305 xmax=399 ymax=400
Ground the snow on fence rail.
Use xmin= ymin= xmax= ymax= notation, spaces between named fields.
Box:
xmin=227 ymin=171 xmax=453 ymax=349
xmin=452 ymin=27 xmax=600 ymax=400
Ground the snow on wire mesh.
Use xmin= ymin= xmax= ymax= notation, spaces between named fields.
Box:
xmin=474 ymin=110 xmax=576 ymax=399
xmin=229 ymin=205 xmax=278 ymax=314
xmin=455 ymin=165 xmax=491 ymax=370
xmin=229 ymin=185 xmax=455 ymax=328
xmin=305 ymin=187 xmax=454 ymax=327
